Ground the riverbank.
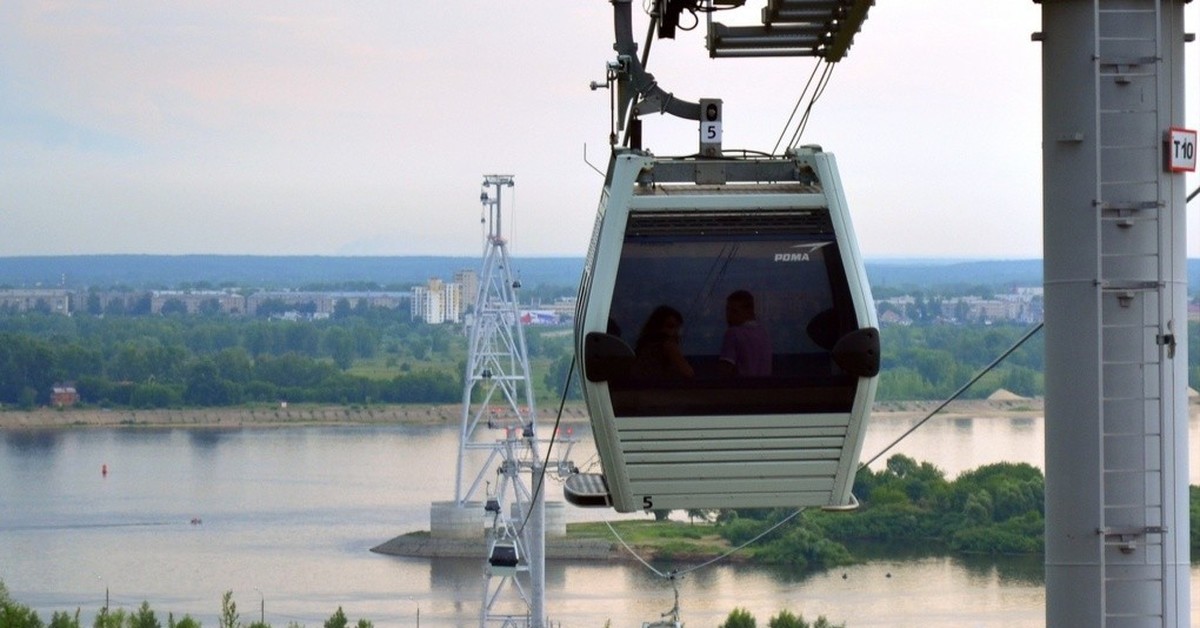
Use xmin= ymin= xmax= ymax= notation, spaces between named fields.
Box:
xmin=370 ymin=531 xmax=622 ymax=561
xmin=0 ymin=399 xmax=1044 ymax=430
xmin=0 ymin=403 xmax=593 ymax=429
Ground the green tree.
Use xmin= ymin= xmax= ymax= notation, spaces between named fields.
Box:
xmin=103 ymin=298 xmax=127 ymax=316
xmin=1001 ymin=365 xmax=1039 ymax=397
xmin=283 ymin=324 xmax=319 ymax=356
xmin=767 ymin=610 xmax=807 ymax=628
xmin=0 ymin=334 xmax=55 ymax=404
xmin=108 ymin=343 xmax=152 ymax=382
xmin=720 ymin=607 xmax=756 ymax=628
xmin=350 ymin=325 xmax=378 ymax=360
xmin=323 ymin=607 xmax=348 ymax=628
xmin=130 ymin=293 xmax=153 ymax=315
xmin=212 ymin=348 xmax=253 ymax=383
xmin=129 ymin=601 xmax=161 ymax=628
xmin=0 ymin=599 xmax=44 ymax=628
xmin=544 ymin=354 xmax=581 ymax=400
xmin=322 ymin=327 xmax=356 ymax=370
xmin=753 ymin=526 xmax=854 ymax=570
xmin=55 ymin=345 xmax=104 ymax=380
xmin=17 ymin=386 xmax=38 ymax=410
xmin=963 ymin=491 xmax=993 ymax=526
xmin=93 ymin=609 xmax=127 ymax=628
xmin=86 ymin=291 xmax=103 ymax=316
xmin=198 ymin=299 xmax=223 ymax=317
xmin=183 ymin=360 xmax=237 ymax=406
xmin=129 ymin=382 xmax=182 ymax=409
xmin=47 ymin=610 xmax=81 ymax=628
xmin=219 ymin=592 xmax=238 ymax=628
xmin=161 ymin=299 xmax=188 ymax=316
xmin=167 ymin=614 xmax=201 ymax=628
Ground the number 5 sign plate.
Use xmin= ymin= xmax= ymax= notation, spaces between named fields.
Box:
xmin=1166 ymin=127 xmax=1197 ymax=172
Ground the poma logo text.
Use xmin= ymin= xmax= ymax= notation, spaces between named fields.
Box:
xmin=774 ymin=242 xmax=831 ymax=262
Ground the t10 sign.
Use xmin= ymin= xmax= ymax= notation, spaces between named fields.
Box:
xmin=1166 ymin=127 xmax=1197 ymax=172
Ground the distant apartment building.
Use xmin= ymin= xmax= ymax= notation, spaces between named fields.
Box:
xmin=0 ymin=289 xmax=71 ymax=315
xmin=454 ymin=269 xmax=479 ymax=312
xmin=246 ymin=291 xmax=408 ymax=317
xmin=151 ymin=290 xmax=244 ymax=315
xmin=411 ymin=278 xmax=464 ymax=324
xmin=876 ymin=287 xmax=1044 ymax=326
xmin=331 ymin=291 xmax=407 ymax=311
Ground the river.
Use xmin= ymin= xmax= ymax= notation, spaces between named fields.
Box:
xmin=0 ymin=411 xmax=1196 ymax=627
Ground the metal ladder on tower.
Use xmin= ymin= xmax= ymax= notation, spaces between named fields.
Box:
xmin=1091 ymin=0 xmax=1170 ymax=623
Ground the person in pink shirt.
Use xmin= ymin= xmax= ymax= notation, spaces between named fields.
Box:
xmin=719 ymin=290 xmax=772 ymax=376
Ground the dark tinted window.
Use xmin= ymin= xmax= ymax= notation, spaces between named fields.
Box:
xmin=606 ymin=210 xmax=859 ymax=417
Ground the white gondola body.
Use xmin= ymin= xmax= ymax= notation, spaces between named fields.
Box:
xmin=571 ymin=148 xmax=879 ymax=513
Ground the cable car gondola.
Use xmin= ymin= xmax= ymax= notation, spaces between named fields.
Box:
xmin=488 ymin=539 xmax=520 ymax=577
xmin=565 ymin=146 xmax=879 ymax=513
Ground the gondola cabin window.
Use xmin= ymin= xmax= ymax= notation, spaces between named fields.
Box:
xmin=605 ymin=209 xmax=859 ymax=418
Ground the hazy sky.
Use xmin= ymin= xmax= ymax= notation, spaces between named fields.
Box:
xmin=1 ymin=2 xmax=1196 ymax=259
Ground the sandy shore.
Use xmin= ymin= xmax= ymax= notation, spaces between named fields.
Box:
xmin=0 ymin=399 xmax=1044 ymax=430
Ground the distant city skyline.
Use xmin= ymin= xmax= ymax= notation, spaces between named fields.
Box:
xmin=1 ymin=3 xmax=1197 ymax=258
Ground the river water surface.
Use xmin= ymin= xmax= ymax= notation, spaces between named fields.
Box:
xmin=1 ymin=412 xmax=1197 ymax=627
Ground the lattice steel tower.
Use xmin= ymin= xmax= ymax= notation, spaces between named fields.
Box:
xmin=454 ymin=174 xmax=547 ymax=628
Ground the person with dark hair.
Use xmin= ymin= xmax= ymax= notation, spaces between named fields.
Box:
xmin=632 ymin=305 xmax=695 ymax=379
xmin=720 ymin=290 xmax=772 ymax=376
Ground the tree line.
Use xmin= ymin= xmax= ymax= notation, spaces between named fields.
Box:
xmin=0 ymin=587 xmax=372 ymax=628
xmin=684 ymin=452 xmax=1196 ymax=568
xmin=0 ymin=308 xmax=463 ymax=409
xmin=543 ymin=320 xmax=1063 ymax=404
xmin=693 ymin=454 xmax=1046 ymax=571
xmin=1 ymin=304 xmax=1197 ymax=409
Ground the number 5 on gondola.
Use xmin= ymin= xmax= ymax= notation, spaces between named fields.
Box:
xmin=565 ymin=147 xmax=880 ymax=513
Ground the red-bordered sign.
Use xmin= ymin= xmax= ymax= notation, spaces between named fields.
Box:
xmin=1166 ymin=127 xmax=1197 ymax=172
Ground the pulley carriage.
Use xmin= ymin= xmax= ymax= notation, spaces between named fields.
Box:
xmin=566 ymin=147 xmax=879 ymax=513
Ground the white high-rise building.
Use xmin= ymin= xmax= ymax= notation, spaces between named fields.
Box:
xmin=411 ymin=277 xmax=464 ymax=324
xmin=453 ymin=269 xmax=478 ymax=316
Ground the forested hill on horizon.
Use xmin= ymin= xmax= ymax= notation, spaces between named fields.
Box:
xmin=0 ymin=255 xmax=1197 ymax=292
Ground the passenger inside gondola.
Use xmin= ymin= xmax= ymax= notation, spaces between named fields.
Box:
xmin=718 ymin=290 xmax=772 ymax=377
xmin=603 ymin=223 xmax=859 ymax=416
xmin=632 ymin=305 xmax=695 ymax=380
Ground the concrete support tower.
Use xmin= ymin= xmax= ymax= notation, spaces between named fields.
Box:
xmin=1040 ymin=1 xmax=1190 ymax=624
